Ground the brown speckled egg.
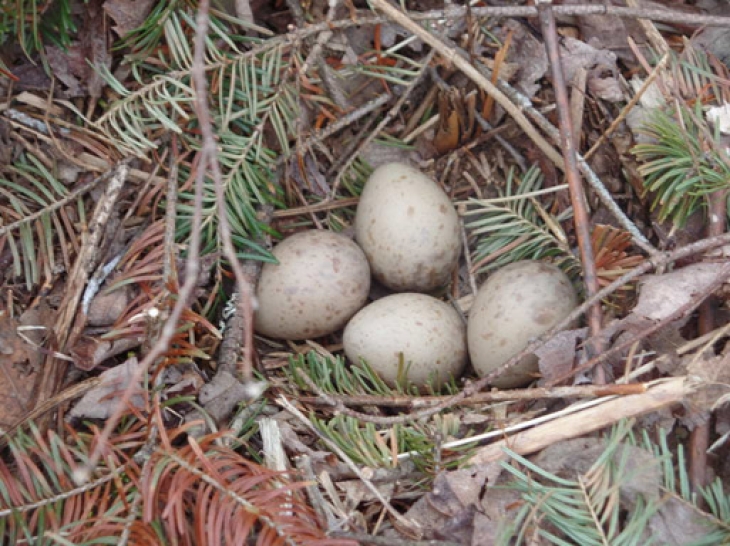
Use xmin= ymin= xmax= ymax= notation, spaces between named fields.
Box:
xmin=343 ymin=293 xmax=467 ymax=389
xmin=354 ymin=163 xmax=461 ymax=292
xmin=254 ymin=230 xmax=370 ymax=340
xmin=467 ymin=260 xmax=578 ymax=388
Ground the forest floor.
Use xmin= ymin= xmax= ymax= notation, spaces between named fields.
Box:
xmin=1 ymin=0 xmax=730 ymax=544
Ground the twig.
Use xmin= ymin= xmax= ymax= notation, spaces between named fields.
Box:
xmin=277 ymin=395 xmax=422 ymax=535
xmin=332 ymin=533 xmax=462 ymax=546
xmin=272 ymin=196 xmax=360 ymax=218
xmin=407 ymin=5 xmax=730 ymax=27
xmin=30 ymin=161 xmax=129 ymax=430
xmin=538 ymin=2 xmax=604 ymax=382
xmin=297 ymin=383 xmax=646 ymax=409
xmin=469 ymin=377 xmax=692 ymax=465
xmin=193 ymin=1 xmax=257 ymax=383
xmin=690 ymin=185 xmax=728 ymax=493
xmin=163 ymin=135 xmax=180 ymax=281
xmin=80 ymin=2 xmax=216 ymax=475
xmin=217 ymin=205 xmax=272 ymax=376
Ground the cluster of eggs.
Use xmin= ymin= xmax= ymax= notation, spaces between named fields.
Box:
xmin=254 ymin=163 xmax=578 ymax=389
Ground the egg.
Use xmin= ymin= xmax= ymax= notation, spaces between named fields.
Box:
xmin=355 ymin=162 xmax=461 ymax=292
xmin=468 ymin=260 xmax=578 ymax=388
xmin=343 ymin=293 xmax=467 ymax=389
xmin=254 ymin=230 xmax=370 ymax=340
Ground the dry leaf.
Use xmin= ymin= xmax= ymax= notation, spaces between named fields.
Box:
xmin=103 ymin=0 xmax=157 ymax=37
xmin=536 ymin=328 xmax=586 ymax=384
xmin=647 ymin=496 xmax=718 ymax=546
xmin=633 ymin=263 xmax=729 ymax=322
xmin=404 ymin=466 xmax=493 ymax=543
xmin=0 ymin=314 xmax=38 ymax=428
xmin=68 ymin=357 xmax=145 ymax=420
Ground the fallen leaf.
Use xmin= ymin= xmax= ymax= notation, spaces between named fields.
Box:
xmin=499 ymin=20 xmax=547 ymax=98
xmin=647 ymin=496 xmax=719 ymax=546
xmin=0 ymin=314 xmax=38 ymax=428
xmin=633 ymin=263 xmax=730 ymax=322
xmin=531 ymin=438 xmax=661 ymax=508
xmin=404 ymin=466 xmax=493 ymax=542
xmin=536 ymin=328 xmax=586 ymax=385
xmin=561 ymin=38 xmax=623 ymax=102
xmin=68 ymin=357 xmax=146 ymax=420
xmin=103 ymin=0 xmax=156 ymax=38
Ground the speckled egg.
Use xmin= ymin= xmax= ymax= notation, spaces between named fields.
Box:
xmin=254 ymin=230 xmax=371 ymax=340
xmin=468 ymin=260 xmax=578 ymax=388
xmin=354 ymin=162 xmax=461 ymax=292
xmin=343 ymin=293 xmax=467 ymax=389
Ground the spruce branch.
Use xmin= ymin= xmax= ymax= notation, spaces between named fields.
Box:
xmin=463 ymin=167 xmax=579 ymax=277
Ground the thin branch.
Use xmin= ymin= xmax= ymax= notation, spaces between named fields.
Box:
xmin=538 ymin=2 xmax=604 ymax=382
xmin=546 ymin=262 xmax=730 ymax=386
xmin=407 ymin=4 xmax=730 ymax=27
xmin=190 ymin=0 xmax=258 ymax=384
xmin=297 ymin=383 xmax=647 ymax=409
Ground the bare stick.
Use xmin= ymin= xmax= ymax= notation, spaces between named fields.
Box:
xmin=469 ymin=377 xmax=692 ymax=465
xmin=80 ymin=3 xmax=213 ymax=478
xmin=539 ymin=2 xmax=604 ymax=383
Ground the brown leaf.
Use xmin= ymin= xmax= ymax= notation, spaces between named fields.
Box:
xmin=532 ymin=438 xmax=661 ymax=508
xmin=633 ymin=263 xmax=729 ymax=322
xmin=647 ymin=496 xmax=719 ymax=546
xmin=536 ymin=328 xmax=586 ymax=384
xmin=84 ymin=0 xmax=111 ymax=99
xmin=0 ymin=315 xmax=37 ymax=428
xmin=103 ymin=0 xmax=156 ymax=38
xmin=561 ymin=38 xmax=623 ymax=102
xmin=67 ymin=357 xmax=146 ymax=420
xmin=87 ymin=286 xmax=131 ymax=326
xmin=684 ymin=343 xmax=730 ymax=412
xmin=45 ymin=45 xmax=85 ymax=96
xmin=404 ymin=466 xmax=493 ymax=542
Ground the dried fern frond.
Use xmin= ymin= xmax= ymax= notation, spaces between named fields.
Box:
xmin=145 ymin=433 xmax=352 ymax=546
xmin=464 ymin=167 xmax=579 ymax=277
xmin=0 ymin=421 xmax=144 ymax=544
xmin=591 ymin=224 xmax=643 ymax=288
